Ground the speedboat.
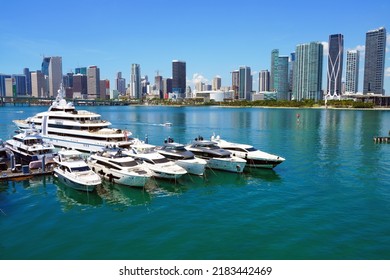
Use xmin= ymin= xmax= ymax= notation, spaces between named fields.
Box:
xmin=53 ymin=149 xmax=101 ymax=192
xmin=13 ymin=84 xmax=135 ymax=153
xmin=126 ymin=140 xmax=187 ymax=180
xmin=156 ymin=137 xmax=207 ymax=176
xmin=211 ymin=134 xmax=285 ymax=169
xmin=87 ymin=147 xmax=153 ymax=188
xmin=5 ymin=126 xmax=56 ymax=167
xmin=186 ymin=136 xmax=246 ymax=173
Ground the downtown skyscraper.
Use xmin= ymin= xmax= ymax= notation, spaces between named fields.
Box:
xmin=327 ymin=34 xmax=344 ymax=96
xmin=41 ymin=56 xmax=63 ymax=97
xmin=131 ymin=63 xmax=142 ymax=99
xmin=239 ymin=66 xmax=252 ymax=100
xmin=345 ymin=50 xmax=360 ymax=93
xmin=172 ymin=60 xmax=186 ymax=99
xmin=87 ymin=66 xmax=100 ymax=99
xmin=363 ymin=27 xmax=387 ymax=94
xmin=293 ymin=42 xmax=323 ymax=101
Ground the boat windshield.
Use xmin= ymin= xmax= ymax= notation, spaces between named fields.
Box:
xmin=71 ymin=166 xmax=91 ymax=172
xmin=246 ymin=147 xmax=257 ymax=152
xmin=153 ymin=158 xmax=170 ymax=164
xmin=111 ymin=160 xmax=138 ymax=167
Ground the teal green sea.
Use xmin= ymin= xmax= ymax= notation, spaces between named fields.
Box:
xmin=1 ymin=105 xmax=389 ymax=260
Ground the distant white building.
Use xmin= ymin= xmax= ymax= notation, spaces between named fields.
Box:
xmin=194 ymin=90 xmax=234 ymax=102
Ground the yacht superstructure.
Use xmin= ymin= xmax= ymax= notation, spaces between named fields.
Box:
xmin=13 ymin=85 xmax=134 ymax=152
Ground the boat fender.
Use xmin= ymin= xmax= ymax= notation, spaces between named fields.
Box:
xmin=236 ymin=165 xmax=241 ymax=172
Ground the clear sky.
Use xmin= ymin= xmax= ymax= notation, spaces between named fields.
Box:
xmin=1 ymin=0 xmax=389 ymax=93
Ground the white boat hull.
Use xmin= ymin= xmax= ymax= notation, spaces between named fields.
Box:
xmin=89 ymin=163 xmax=151 ymax=188
xmin=176 ymin=158 xmax=207 ymax=176
xmin=207 ymin=156 xmax=246 ymax=173
xmin=54 ymin=169 xmax=101 ymax=192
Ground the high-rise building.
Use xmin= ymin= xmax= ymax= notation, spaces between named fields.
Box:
xmin=288 ymin=53 xmax=295 ymax=93
xmin=231 ymin=70 xmax=239 ymax=99
xmin=163 ymin=78 xmax=173 ymax=99
xmin=131 ymin=64 xmax=142 ymax=99
xmin=73 ymin=74 xmax=88 ymax=98
xmin=0 ymin=74 xmax=11 ymax=97
xmin=363 ymin=27 xmax=386 ymax=94
xmin=12 ymin=75 xmax=27 ymax=96
xmin=345 ymin=50 xmax=360 ymax=93
xmin=270 ymin=49 xmax=279 ymax=91
xmin=40 ymin=56 xmax=62 ymax=97
xmin=239 ymin=66 xmax=252 ymax=100
xmin=115 ymin=72 xmax=126 ymax=95
xmin=23 ymin=68 xmax=32 ymax=95
xmin=172 ymin=60 xmax=186 ymax=98
xmin=31 ymin=71 xmax=46 ymax=98
xmin=87 ymin=66 xmax=100 ymax=99
xmin=259 ymin=70 xmax=270 ymax=92
xmin=100 ymin=79 xmax=110 ymax=99
xmin=277 ymin=56 xmax=289 ymax=99
xmin=327 ymin=34 xmax=344 ymax=96
xmin=212 ymin=76 xmax=221 ymax=91
xmin=63 ymin=73 xmax=74 ymax=88
xmin=293 ymin=42 xmax=323 ymax=101
xmin=155 ymin=74 xmax=163 ymax=99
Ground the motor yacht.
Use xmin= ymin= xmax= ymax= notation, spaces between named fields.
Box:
xmin=13 ymin=84 xmax=135 ymax=153
xmin=126 ymin=140 xmax=187 ymax=180
xmin=5 ymin=126 xmax=56 ymax=167
xmin=211 ymin=134 xmax=285 ymax=169
xmin=156 ymin=137 xmax=207 ymax=176
xmin=186 ymin=136 xmax=246 ymax=173
xmin=87 ymin=147 xmax=153 ymax=188
xmin=53 ymin=149 xmax=101 ymax=192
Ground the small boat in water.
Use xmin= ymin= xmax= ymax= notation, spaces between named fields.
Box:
xmin=87 ymin=147 xmax=153 ymax=187
xmin=156 ymin=137 xmax=207 ymax=176
xmin=211 ymin=134 xmax=285 ymax=169
xmin=53 ymin=149 xmax=101 ymax=192
xmin=126 ymin=140 xmax=187 ymax=180
xmin=186 ymin=136 xmax=246 ymax=173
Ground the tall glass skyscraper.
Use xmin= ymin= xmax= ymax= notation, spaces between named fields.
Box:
xmin=327 ymin=34 xmax=344 ymax=96
xmin=345 ymin=50 xmax=360 ymax=93
xmin=363 ymin=27 xmax=386 ymax=94
xmin=239 ymin=66 xmax=252 ymax=100
xmin=172 ymin=60 xmax=186 ymax=98
xmin=293 ymin=42 xmax=323 ymax=101
xmin=131 ymin=63 xmax=141 ymax=99
xmin=270 ymin=49 xmax=279 ymax=91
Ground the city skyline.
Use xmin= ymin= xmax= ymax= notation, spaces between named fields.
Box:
xmin=1 ymin=0 xmax=389 ymax=94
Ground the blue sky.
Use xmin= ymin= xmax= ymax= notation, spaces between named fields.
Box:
xmin=1 ymin=0 xmax=389 ymax=93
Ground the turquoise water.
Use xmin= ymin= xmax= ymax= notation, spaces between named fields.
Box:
xmin=1 ymin=105 xmax=389 ymax=260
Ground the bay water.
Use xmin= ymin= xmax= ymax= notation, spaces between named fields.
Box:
xmin=1 ymin=105 xmax=389 ymax=260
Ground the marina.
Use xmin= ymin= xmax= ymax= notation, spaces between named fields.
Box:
xmin=1 ymin=105 xmax=390 ymax=260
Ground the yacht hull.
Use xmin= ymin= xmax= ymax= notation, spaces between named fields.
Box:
xmin=54 ymin=170 xmax=100 ymax=192
xmin=176 ymin=158 xmax=207 ymax=176
xmin=207 ymin=157 xmax=246 ymax=173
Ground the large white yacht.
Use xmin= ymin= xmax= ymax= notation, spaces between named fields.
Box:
xmin=5 ymin=126 xmax=57 ymax=167
xmin=211 ymin=134 xmax=285 ymax=169
xmin=155 ymin=138 xmax=207 ymax=176
xmin=13 ymin=85 xmax=135 ymax=153
xmin=53 ymin=149 xmax=101 ymax=192
xmin=186 ymin=136 xmax=246 ymax=173
xmin=87 ymin=147 xmax=153 ymax=188
xmin=126 ymin=140 xmax=188 ymax=180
